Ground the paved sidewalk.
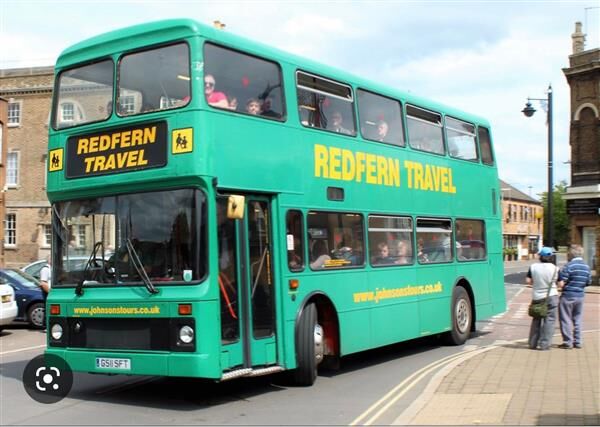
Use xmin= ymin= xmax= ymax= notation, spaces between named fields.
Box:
xmin=395 ymin=290 xmax=600 ymax=426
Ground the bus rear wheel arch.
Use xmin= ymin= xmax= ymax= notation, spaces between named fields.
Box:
xmin=445 ymin=283 xmax=473 ymax=345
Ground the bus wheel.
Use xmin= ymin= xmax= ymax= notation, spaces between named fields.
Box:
xmin=293 ymin=303 xmax=323 ymax=386
xmin=27 ymin=302 xmax=46 ymax=329
xmin=445 ymin=286 xmax=472 ymax=345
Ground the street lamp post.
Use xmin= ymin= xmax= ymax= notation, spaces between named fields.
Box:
xmin=522 ymin=85 xmax=553 ymax=248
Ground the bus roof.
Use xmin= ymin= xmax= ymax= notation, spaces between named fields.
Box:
xmin=56 ymin=18 xmax=490 ymax=127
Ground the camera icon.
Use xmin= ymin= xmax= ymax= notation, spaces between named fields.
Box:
xmin=35 ymin=366 xmax=61 ymax=392
xmin=23 ymin=354 xmax=73 ymax=404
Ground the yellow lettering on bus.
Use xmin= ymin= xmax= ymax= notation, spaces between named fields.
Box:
xmin=355 ymin=152 xmax=366 ymax=183
xmin=341 ymin=149 xmax=355 ymax=181
xmin=329 ymin=146 xmax=342 ymax=180
xmin=424 ymin=164 xmax=433 ymax=191
xmin=314 ymin=144 xmax=329 ymax=178
xmin=404 ymin=160 xmax=414 ymax=188
xmin=448 ymin=168 xmax=456 ymax=193
xmin=77 ymin=138 xmax=89 ymax=155
xmin=88 ymin=136 xmax=99 ymax=153
xmin=131 ymin=129 xmax=143 ymax=146
xmin=377 ymin=156 xmax=388 ymax=185
xmin=120 ymin=131 xmax=131 ymax=148
xmin=144 ymin=126 xmax=156 ymax=144
xmin=99 ymin=135 xmax=111 ymax=152
xmin=84 ymin=156 xmax=95 ymax=172
xmin=365 ymin=154 xmax=377 ymax=184
xmin=388 ymin=158 xmax=400 ymax=187
xmin=414 ymin=162 xmax=424 ymax=190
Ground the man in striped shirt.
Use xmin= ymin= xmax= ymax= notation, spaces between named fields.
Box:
xmin=557 ymin=244 xmax=592 ymax=349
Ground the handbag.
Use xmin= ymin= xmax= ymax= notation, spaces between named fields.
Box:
xmin=528 ymin=267 xmax=558 ymax=319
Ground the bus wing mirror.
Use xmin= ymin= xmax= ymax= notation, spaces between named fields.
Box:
xmin=227 ymin=195 xmax=245 ymax=219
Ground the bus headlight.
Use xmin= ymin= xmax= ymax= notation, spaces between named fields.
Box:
xmin=179 ymin=325 xmax=194 ymax=344
xmin=51 ymin=323 xmax=64 ymax=340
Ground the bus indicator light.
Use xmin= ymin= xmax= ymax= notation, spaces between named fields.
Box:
xmin=50 ymin=304 xmax=61 ymax=315
xmin=289 ymin=279 xmax=299 ymax=290
xmin=178 ymin=304 xmax=192 ymax=315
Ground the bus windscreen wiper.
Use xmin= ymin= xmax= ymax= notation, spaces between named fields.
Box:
xmin=126 ymin=238 xmax=158 ymax=295
xmin=75 ymin=241 xmax=103 ymax=296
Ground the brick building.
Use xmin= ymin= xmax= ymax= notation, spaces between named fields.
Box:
xmin=1 ymin=97 xmax=7 ymax=266
xmin=500 ymin=179 xmax=543 ymax=260
xmin=0 ymin=67 xmax=54 ymax=268
xmin=562 ymin=22 xmax=599 ymax=283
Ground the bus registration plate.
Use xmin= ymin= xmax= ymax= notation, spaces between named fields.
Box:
xmin=96 ymin=357 xmax=131 ymax=370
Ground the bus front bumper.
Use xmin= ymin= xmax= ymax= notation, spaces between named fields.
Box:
xmin=45 ymin=348 xmax=219 ymax=378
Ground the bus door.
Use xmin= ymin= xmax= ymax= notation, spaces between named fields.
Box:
xmin=218 ymin=196 xmax=278 ymax=372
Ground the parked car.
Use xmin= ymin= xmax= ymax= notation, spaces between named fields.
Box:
xmin=0 ymin=268 xmax=45 ymax=328
xmin=0 ymin=282 xmax=18 ymax=332
xmin=22 ymin=256 xmax=108 ymax=280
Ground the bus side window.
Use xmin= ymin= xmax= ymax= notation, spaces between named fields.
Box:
xmin=478 ymin=126 xmax=494 ymax=165
xmin=203 ymin=43 xmax=285 ymax=120
xmin=407 ymin=105 xmax=444 ymax=155
xmin=286 ymin=210 xmax=305 ymax=272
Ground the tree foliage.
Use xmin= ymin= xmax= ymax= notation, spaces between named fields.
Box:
xmin=540 ymin=180 xmax=569 ymax=247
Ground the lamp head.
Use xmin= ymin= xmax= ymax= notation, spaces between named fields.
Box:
xmin=522 ymin=101 xmax=536 ymax=117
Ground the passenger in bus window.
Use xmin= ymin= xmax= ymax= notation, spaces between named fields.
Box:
xmin=310 ymin=240 xmax=331 ymax=269
xmin=417 ymin=238 xmax=429 ymax=263
xmin=372 ymin=242 xmax=394 ymax=265
xmin=228 ymin=96 xmax=238 ymax=111
xmin=204 ymin=74 xmax=229 ymax=108
xmin=395 ymin=240 xmax=412 ymax=264
xmin=245 ymin=98 xmax=261 ymax=115
xmin=260 ymin=97 xmax=281 ymax=119
xmin=377 ymin=120 xmax=389 ymax=142
xmin=329 ymin=111 xmax=352 ymax=135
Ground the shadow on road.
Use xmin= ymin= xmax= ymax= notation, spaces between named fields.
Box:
xmin=1 ymin=333 xmax=457 ymax=412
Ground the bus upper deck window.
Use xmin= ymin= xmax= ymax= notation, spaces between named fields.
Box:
xmin=118 ymin=43 xmax=191 ymax=116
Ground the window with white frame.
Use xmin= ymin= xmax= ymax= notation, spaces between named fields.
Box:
xmin=77 ymin=225 xmax=86 ymax=248
xmin=61 ymin=102 xmax=75 ymax=122
xmin=8 ymin=101 xmax=21 ymax=126
xmin=44 ymin=224 xmax=52 ymax=246
xmin=119 ymin=95 xmax=136 ymax=114
xmin=6 ymin=152 xmax=19 ymax=187
xmin=5 ymin=214 xmax=16 ymax=246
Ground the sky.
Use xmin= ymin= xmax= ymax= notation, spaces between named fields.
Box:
xmin=1 ymin=0 xmax=599 ymax=199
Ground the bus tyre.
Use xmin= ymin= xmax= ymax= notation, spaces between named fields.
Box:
xmin=293 ymin=303 xmax=323 ymax=386
xmin=445 ymin=286 xmax=472 ymax=345
xmin=27 ymin=303 xmax=46 ymax=329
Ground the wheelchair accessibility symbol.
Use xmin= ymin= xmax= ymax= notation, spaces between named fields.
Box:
xmin=23 ymin=354 xmax=73 ymax=404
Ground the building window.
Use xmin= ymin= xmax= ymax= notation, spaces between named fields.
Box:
xmin=5 ymin=214 xmax=16 ymax=246
xmin=44 ymin=224 xmax=52 ymax=247
xmin=77 ymin=225 xmax=86 ymax=248
xmin=6 ymin=152 xmax=19 ymax=187
xmin=0 ymin=124 xmax=3 ymax=163
xmin=119 ymin=95 xmax=136 ymax=114
xmin=8 ymin=101 xmax=21 ymax=126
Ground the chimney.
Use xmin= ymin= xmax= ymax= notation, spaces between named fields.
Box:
xmin=571 ymin=21 xmax=586 ymax=54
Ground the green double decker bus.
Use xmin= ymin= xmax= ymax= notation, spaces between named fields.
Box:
xmin=45 ymin=19 xmax=505 ymax=385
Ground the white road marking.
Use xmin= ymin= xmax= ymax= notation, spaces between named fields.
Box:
xmin=0 ymin=344 xmax=46 ymax=356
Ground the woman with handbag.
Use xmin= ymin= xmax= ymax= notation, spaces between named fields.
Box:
xmin=526 ymin=247 xmax=559 ymax=350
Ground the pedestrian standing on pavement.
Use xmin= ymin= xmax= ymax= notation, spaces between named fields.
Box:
xmin=526 ymin=247 xmax=559 ymax=350
xmin=557 ymin=244 xmax=592 ymax=349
